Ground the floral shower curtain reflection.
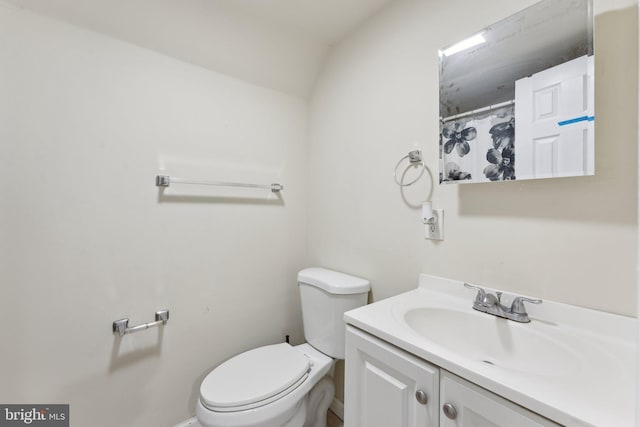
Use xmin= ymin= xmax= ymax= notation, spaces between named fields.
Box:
xmin=439 ymin=105 xmax=515 ymax=184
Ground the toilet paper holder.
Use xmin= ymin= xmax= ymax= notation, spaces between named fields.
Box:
xmin=112 ymin=309 xmax=169 ymax=337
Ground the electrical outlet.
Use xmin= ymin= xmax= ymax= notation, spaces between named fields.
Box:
xmin=425 ymin=209 xmax=444 ymax=240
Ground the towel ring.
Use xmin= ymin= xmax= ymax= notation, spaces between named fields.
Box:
xmin=394 ymin=150 xmax=428 ymax=187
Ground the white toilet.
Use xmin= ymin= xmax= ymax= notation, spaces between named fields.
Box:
xmin=195 ymin=268 xmax=370 ymax=427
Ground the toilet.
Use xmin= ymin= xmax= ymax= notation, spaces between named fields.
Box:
xmin=195 ymin=268 xmax=370 ymax=427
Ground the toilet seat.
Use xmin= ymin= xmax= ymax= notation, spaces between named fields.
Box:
xmin=196 ymin=343 xmax=335 ymax=427
xmin=200 ymin=343 xmax=311 ymax=412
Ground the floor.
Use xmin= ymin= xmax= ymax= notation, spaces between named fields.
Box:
xmin=327 ymin=410 xmax=343 ymax=427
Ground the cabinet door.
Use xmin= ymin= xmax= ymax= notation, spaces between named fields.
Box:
xmin=344 ymin=326 xmax=439 ymax=427
xmin=439 ymin=371 xmax=560 ymax=427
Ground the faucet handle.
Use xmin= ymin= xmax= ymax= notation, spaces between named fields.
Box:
xmin=464 ymin=283 xmax=486 ymax=304
xmin=510 ymin=296 xmax=542 ymax=314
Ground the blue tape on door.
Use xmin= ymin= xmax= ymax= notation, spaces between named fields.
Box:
xmin=558 ymin=116 xmax=595 ymax=126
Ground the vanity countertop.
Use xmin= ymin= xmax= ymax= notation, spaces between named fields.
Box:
xmin=344 ymin=274 xmax=636 ymax=427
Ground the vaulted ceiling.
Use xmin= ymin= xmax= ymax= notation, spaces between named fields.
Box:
xmin=3 ymin=0 xmax=395 ymax=97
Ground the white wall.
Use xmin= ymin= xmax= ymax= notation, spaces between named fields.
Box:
xmin=0 ymin=6 xmax=308 ymax=426
xmin=308 ymin=0 xmax=638 ymax=316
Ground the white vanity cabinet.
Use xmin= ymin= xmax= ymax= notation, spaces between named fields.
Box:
xmin=345 ymin=326 xmax=560 ymax=427
xmin=440 ymin=371 xmax=560 ymax=427
xmin=344 ymin=326 xmax=440 ymax=427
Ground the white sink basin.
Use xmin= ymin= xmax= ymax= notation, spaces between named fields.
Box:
xmin=403 ymin=307 xmax=583 ymax=377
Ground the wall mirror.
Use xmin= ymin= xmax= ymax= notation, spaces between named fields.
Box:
xmin=439 ymin=0 xmax=594 ymax=184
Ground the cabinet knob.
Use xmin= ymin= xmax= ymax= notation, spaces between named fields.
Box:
xmin=415 ymin=389 xmax=428 ymax=405
xmin=443 ymin=403 xmax=457 ymax=420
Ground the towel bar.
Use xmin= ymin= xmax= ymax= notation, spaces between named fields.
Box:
xmin=156 ymin=175 xmax=283 ymax=192
xmin=112 ymin=309 xmax=169 ymax=337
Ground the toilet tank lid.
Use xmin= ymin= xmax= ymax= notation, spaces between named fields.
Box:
xmin=298 ymin=268 xmax=370 ymax=295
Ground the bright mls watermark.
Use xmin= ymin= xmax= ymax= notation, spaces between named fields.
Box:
xmin=0 ymin=405 xmax=68 ymax=426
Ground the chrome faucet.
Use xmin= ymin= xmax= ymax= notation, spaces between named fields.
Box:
xmin=464 ymin=283 xmax=542 ymax=323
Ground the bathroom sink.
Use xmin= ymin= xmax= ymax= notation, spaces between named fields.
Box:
xmin=403 ymin=307 xmax=582 ymax=376
xmin=344 ymin=274 xmax=636 ymax=427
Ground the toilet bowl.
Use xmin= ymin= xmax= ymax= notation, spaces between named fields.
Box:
xmin=195 ymin=268 xmax=370 ymax=427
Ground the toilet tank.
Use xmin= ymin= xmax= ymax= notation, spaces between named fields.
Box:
xmin=298 ymin=268 xmax=370 ymax=359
